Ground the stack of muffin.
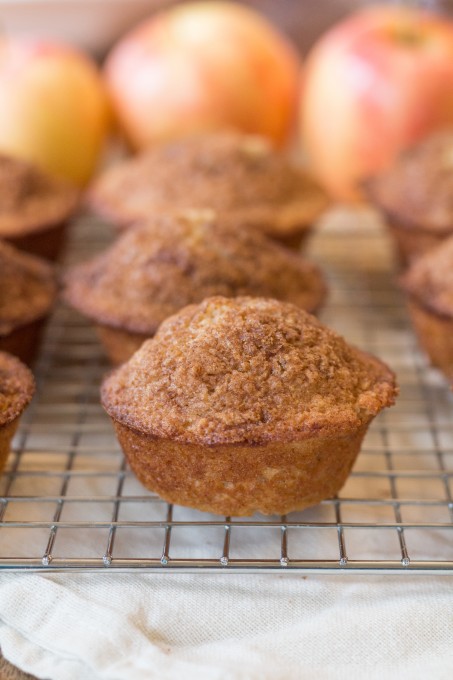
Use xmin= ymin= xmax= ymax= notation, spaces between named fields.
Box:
xmin=0 ymin=153 xmax=79 ymax=469
xmin=1 ymin=131 xmax=401 ymax=516
xmin=367 ymin=131 xmax=453 ymax=381
xmin=69 ymin=131 xmax=398 ymax=515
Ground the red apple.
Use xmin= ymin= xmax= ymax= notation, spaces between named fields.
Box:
xmin=104 ymin=1 xmax=301 ymax=150
xmin=301 ymin=7 xmax=453 ymax=201
xmin=0 ymin=38 xmax=110 ymax=186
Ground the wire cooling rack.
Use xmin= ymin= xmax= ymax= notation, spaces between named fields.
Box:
xmin=1 ymin=209 xmax=452 ymax=574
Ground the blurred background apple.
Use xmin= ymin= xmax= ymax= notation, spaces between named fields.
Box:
xmin=301 ymin=6 xmax=453 ymax=201
xmin=103 ymin=1 xmax=301 ymax=150
xmin=3 ymin=1 xmax=453 ymax=192
xmin=0 ymin=38 xmax=110 ymax=186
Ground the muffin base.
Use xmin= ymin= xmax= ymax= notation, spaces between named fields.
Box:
xmin=5 ymin=221 xmax=68 ymax=261
xmin=407 ymin=299 xmax=453 ymax=378
xmin=111 ymin=420 xmax=368 ymax=516
xmin=0 ymin=318 xmax=47 ymax=366
xmin=96 ymin=325 xmax=150 ymax=365
xmin=387 ymin=220 xmax=449 ymax=267
xmin=0 ymin=417 xmax=19 ymax=475
xmin=269 ymin=226 xmax=312 ymax=251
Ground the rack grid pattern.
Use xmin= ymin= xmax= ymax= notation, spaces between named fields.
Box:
xmin=1 ymin=212 xmax=452 ymax=574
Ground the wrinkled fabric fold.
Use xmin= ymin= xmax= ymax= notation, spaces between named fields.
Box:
xmin=0 ymin=573 xmax=452 ymax=680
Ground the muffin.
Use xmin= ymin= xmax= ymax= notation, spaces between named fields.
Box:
xmin=0 ymin=352 xmax=35 ymax=473
xmin=88 ymin=131 xmax=329 ymax=249
xmin=101 ymin=297 xmax=397 ymax=516
xmin=0 ymin=154 xmax=79 ymax=260
xmin=63 ymin=211 xmax=327 ymax=365
xmin=366 ymin=131 xmax=453 ymax=266
xmin=400 ymin=235 xmax=453 ymax=378
xmin=0 ymin=240 xmax=58 ymax=364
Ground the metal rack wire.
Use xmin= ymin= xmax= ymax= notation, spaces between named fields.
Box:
xmin=1 ymin=211 xmax=452 ymax=573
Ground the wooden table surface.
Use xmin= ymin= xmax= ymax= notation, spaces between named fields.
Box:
xmin=0 ymin=654 xmax=35 ymax=680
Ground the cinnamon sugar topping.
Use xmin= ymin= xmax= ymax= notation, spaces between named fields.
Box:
xmin=0 ymin=351 xmax=35 ymax=426
xmin=367 ymin=131 xmax=453 ymax=233
xmin=102 ymin=297 xmax=397 ymax=445
xmin=0 ymin=240 xmax=57 ymax=336
xmin=401 ymin=235 xmax=453 ymax=316
xmin=64 ymin=214 xmax=327 ymax=334
xmin=0 ymin=154 xmax=78 ymax=237
xmin=89 ymin=132 xmax=328 ymax=240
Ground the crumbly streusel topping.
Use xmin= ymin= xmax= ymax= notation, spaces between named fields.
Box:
xmin=367 ymin=131 xmax=453 ymax=232
xmin=0 ymin=351 xmax=35 ymax=426
xmin=0 ymin=240 xmax=57 ymax=335
xmin=400 ymin=234 xmax=453 ymax=315
xmin=101 ymin=297 xmax=397 ymax=445
xmin=89 ymin=132 xmax=328 ymax=238
xmin=64 ymin=213 xmax=327 ymax=334
xmin=0 ymin=154 xmax=79 ymax=236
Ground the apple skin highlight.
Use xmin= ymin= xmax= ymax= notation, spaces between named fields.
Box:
xmin=104 ymin=1 xmax=301 ymax=150
xmin=301 ymin=7 xmax=453 ymax=201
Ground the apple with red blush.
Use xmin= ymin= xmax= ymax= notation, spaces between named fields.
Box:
xmin=301 ymin=7 xmax=453 ymax=201
xmin=104 ymin=1 xmax=301 ymax=150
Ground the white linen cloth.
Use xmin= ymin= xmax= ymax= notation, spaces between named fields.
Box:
xmin=0 ymin=572 xmax=452 ymax=680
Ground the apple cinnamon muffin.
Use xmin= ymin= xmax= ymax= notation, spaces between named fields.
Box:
xmin=101 ymin=296 xmax=397 ymax=516
xmin=366 ymin=131 xmax=453 ymax=266
xmin=0 ymin=240 xmax=57 ymax=364
xmin=88 ymin=131 xmax=329 ymax=249
xmin=0 ymin=351 xmax=35 ymax=473
xmin=0 ymin=154 xmax=79 ymax=260
xmin=63 ymin=212 xmax=327 ymax=364
xmin=400 ymin=235 xmax=453 ymax=378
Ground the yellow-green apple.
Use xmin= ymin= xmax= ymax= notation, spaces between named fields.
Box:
xmin=0 ymin=38 xmax=110 ymax=186
xmin=301 ymin=7 xmax=453 ymax=201
xmin=104 ymin=0 xmax=301 ymax=150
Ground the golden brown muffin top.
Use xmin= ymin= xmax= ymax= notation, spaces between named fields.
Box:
xmin=0 ymin=240 xmax=57 ymax=336
xmin=367 ymin=131 xmax=453 ymax=233
xmin=400 ymin=235 xmax=453 ymax=316
xmin=88 ymin=132 xmax=329 ymax=240
xmin=63 ymin=212 xmax=327 ymax=334
xmin=0 ymin=351 xmax=35 ymax=427
xmin=0 ymin=154 xmax=79 ymax=237
xmin=101 ymin=297 xmax=397 ymax=446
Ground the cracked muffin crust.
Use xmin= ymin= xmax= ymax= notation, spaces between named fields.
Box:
xmin=401 ymin=235 xmax=453 ymax=378
xmin=101 ymin=297 xmax=397 ymax=515
xmin=64 ymin=212 xmax=327 ymax=364
xmin=88 ymin=132 xmax=329 ymax=249
xmin=0 ymin=351 xmax=35 ymax=472
xmin=366 ymin=131 xmax=453 ymax=265
xmin=0 ymin=154 xmax=79 ymax=260
xmin=0 ymin=241 xmax=57 ymax=364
